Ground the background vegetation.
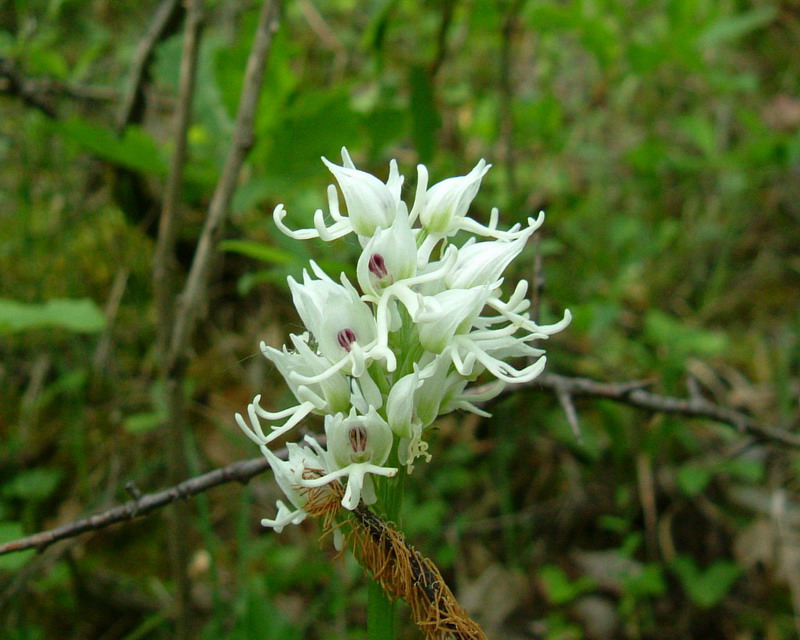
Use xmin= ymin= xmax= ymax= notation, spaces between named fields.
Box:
xmin=1 ymin=0 xmax=799 ymax=638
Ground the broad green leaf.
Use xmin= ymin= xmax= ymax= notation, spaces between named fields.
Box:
xmin=123 ymin=411 xmax=163 ymax=435
xmin=644 ymin=310 xmax=729 ymax=359
xmin=676 ymin=463 xmax=713 ymax=497
xmin=258 ymin=89 xmax=359 ymax=192
xmin=621 ymin=563 xmax=667 ymax=598
xmin=220 ymin=240 xmax=294 ymax=265
xmin=672 ymin=556 xmax=741 ymax=608
xmin=0 ymin=298 xmax=105 ymax=334
xmin=717 ymin=458 xmax=765 ymax=484
xmin=54 ymin=117 xmax=166 ymax=175
xmin=538 ymin=565 xmax=596 ymax=605
xmin=697 ymin=7 xmax=777 ymax=48
xmin=2 ymin=468 xmax=63 ymax=502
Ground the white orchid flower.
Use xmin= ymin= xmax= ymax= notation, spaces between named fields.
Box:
xmin=240 ymin=151 xmax=572 ymax=535
xmin=418 ymin=160 xmax=490 ymax=235
xmin=300 ymin=408 xmax=397 ymax=510
xmin=261 ymin=333 xmax=351 ymax=415
xmin=259 ymin=438 xmax=331 ymax=532
xmin=356 ymin=201 xmax=418 ymax=298
xmin=416 ymin=285 xmax=495 ymax=354
xmin=288 ymin=262 xmax=384 ymax=381
xmin=274 ymin=147 xmax=403 ymax=241
xmin=445 ymin=216 xmax=542 ymax=289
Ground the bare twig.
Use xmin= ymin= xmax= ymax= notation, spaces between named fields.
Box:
xmin=154 ymin=0 xmax=204 ymax=357
xmin=298 ymin=0 xmax=347 ymax=77
xmin=555 ymin=385 xmax=582 ymax=441
xmin=0 ymin=57 xmax=58 ymax=118
xmin=116 ymin=0 xmax=183 ymax=132
xmin=0 ymin=59 xmax=117 ymax=111
xmin=0 ymin=452 xmax=284 ymax=557
xmin=2 ymin=370 xmax=795 ymax=558
xmin=152 ymin=3 xmax=206 ymax=636
xmin=167 ymin=0 xmax=281 ymax=367
xmin=498 ymin=0 xmax=525 ymax=200
xmin=515 ymin=372 xmax=800 ymax=449
xmin=429 ymin=0 xmax=457 ymax=78
xmin=92 ymin=268 xmax=130 ymax=375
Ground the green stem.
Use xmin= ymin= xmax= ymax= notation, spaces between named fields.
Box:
xmin=367 ymin=581 xmax=395 ymax=640
xmin=366 ymin=469 xmax=405 ymax=640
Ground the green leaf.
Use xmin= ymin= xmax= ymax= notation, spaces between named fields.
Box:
xmin=0 ymin=522 xmax=36 ymax=572
xmin=672 ymin=556 xmax=741 ymax=608
xmin=123 ymin=411 xmax=164 ymax=435
xmin=644 ymin=310 xmax=729 ymax=359
xmin=220 ymin=240 xmax=294 ymax=265
xmin=538 ymin=565 xmax=596 ymax=605
xmin=717 ymin=457 xmax=764 ymax=483
xmin=621 ymin=563 xmax=667 ymax=598
xmin=2 ymin=468 xmax=63 ymax=502
xmin=676 ymin=463 xmax=713 ymax=497
xmin=0 ymin=298 xmax=106 ymax=334
xmin=258 ymin=89 xmax=359 ymax=192
xmin=697 ymin=7 xmax=777 ymax=48
xmin=53 ymin=117 xmax=166 ymax=175
xmin=677 ymin=114 xmax=718 ymax=159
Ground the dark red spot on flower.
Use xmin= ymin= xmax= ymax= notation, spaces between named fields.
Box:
xmin=368 ymin=253 xmax=389 ymax=279
xmin=348 ymin=425 xmax=368 ymax=453
xmin=337 ymin=328 xmax=357 ymax=351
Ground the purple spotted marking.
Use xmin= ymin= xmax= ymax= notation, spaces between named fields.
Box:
xmin=337 ymin=328 xmax=357 ymax=351
xmin=348 ymin=425 xmax=368 ymax=453
xmin=368 ymin=253 xmax=389 ymax=279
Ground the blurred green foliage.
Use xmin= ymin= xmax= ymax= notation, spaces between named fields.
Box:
xmin=1 ymin=0 xmax=799 ymax=638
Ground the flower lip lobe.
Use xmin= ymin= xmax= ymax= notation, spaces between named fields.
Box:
xmin=337 ymin=328 xmax=357 ymax=352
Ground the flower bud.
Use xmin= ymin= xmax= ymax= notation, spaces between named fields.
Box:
xmin=419 ymin=160 xmax=490 ymax=234
xmin=322 ymin=151 xmax=401 ymax=237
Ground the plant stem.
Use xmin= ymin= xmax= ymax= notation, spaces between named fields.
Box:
xmin=366 ymin=470 xmax=405 ymax=640
xmin=367 ymin=580 xmax=395 ymax=640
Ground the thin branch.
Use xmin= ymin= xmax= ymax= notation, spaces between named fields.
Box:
xmin=116 ymin=0 xmax=183 ymax=132
xmin=167 ymin=0 xmax=282 ymax=368
xmin=152 ymin=3 xmax=206 ymax=637
xmin=0 ymin=452 xmax=281 ymax=556
xmin=525 ymin=372 xmax=800 ymax=448
xmin=429 ymin=0 xmax=457 ymax=79
xmin=1 ymin=370 xmax=795 ymax=558
xmin=91 ymin=268 xmax=130 ymax=375
xmin=154 ymin=0 xmax=204 ymax=359
xmin=298 ymin=0 xmax=347 ymax=77
xmin=0 ymin=57 xmax=58 ymax=118
xmin=498 ymin=0 xmax=525 ymax=200
xmin=555 ymin=385 xmax=582 ymax=441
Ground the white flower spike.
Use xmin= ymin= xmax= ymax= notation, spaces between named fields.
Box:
xmin=239 ymin=148 xmax=570 ymax=533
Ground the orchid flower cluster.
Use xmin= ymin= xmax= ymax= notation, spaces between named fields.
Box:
xmin=236 ymin=149 xmax=570 ymax=533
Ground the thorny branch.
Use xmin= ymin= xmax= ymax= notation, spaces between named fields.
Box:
xmin=1 ymin=373 xmax=796 ymax=558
